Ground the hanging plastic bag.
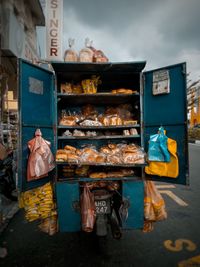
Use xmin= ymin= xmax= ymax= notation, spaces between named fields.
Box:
xmin=143 ymin=180 xmax=167 ymax=232
xmin=144 ymin=180 xmax=167 ymax=222
xmin=145 ymin=137 xmax=179 ymax=178
xmin=80 ymin=185 xmax=96 ymax=232
xmin=27 ymin=129 xmax=55 ymax=181
xmin=64 ymin=38 xmax=78 ymax=62
xmin=148 ymin=127 xmax=170 ymax=162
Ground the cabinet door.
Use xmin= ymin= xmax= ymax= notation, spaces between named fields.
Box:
xmin=143 ymin=63 xmax=189 ymax=185
xmin=18 ymin=59 xmax=55 ymax=191
xmin=122 ymin=181 xmax=144 ymax=229
xmin=56 ymin=182 xmax=81 ymax=232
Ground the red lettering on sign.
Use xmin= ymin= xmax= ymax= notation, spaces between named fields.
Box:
xmin=51 ymin=48 xmax=58 ymax=56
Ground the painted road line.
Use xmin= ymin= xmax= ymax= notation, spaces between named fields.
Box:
xmin=156 ymin=185 xmax=176 ymax=189
xmin=189 ymin=142 xmax=200 ymax=146
xmin=178 ymin=254 xmax=200 ymax=267
xmin=159 ymin=190 xmax=188 ymax=206
xmin=164 ymin=239 xmax=196 ymax=252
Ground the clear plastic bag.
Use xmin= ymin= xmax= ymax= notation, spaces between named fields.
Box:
xmin=79 ymin=38 xmax=94 ymax=62
xmin=80 ymin=185 xmax=96 ymax=232
xmin=64 ymin=38 xmax=78 ymax=62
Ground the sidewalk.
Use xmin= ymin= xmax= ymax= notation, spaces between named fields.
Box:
xmin=0 ymin=194 xmax=19 ymax=234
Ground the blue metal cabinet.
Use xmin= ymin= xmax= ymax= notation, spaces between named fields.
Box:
xmin=18 ymin=60 xmax=189 ymax=232
xmin=56 ymin=182 xmax=81 ymax=232
xmin=18 ymin=59 xmax=56 ymax=191
xmin=144 ymin=63 xmax=188 ymax=185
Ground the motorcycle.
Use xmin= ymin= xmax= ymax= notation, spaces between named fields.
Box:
xmin=93 ymin=188 xmax=122 ymax=240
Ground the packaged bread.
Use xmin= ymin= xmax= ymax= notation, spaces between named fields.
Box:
xmin=82 ymin=104 xmax=98 ymax=117
xmin=64 ymin=39 xmax=78 ymax=62
xmin=106 ymin=171 xmax=124 ymax=178
xmin=59 ymin=115 xmax=77 ymax=126
xmin=111 ymin=88 xmax=133 ymax=94
xmin=63 ymin=130 xmax=72 ymax=136
xmin=64 ymin=145 xmax=77 ymax=153
xmin=123 ymin=130 xmax=130 ymax=136
xmin=110 ymin=115 xmax=122 ymax=126
xmin=75 ymin=166 xmax=89 ymax=176
xmin=79 ymin=119 xmax=102 ymax=127
xmin=96 ymin=154 xmax=106 ymax=163
xmin=107 ymin=154 xmax=122 ymax=164
xmin=130 ymin=128 xmax=138 ymax=135
xmin=72 ymin=84 xmax=83 ymax=94
xmin=79 ymin=38 xmax=94 ymax=62
xmin=90 ymin=46 xmax=109 ymax=63
xmin=73 ymin=130 xmax=85 ymax=137
xmin=100 ymin=146 xmax=111 ymax=154
xmin=89 ymin=172 xmax=107 ymax=179
xmin=101 ymin=116 xmax=110 ymax=126
xmin=60 ymin=83 xmax=73 ymax=94
xmin=81 ymin=76 xmax=101 ymax=94
xmin=56 ymin=150 xmax=68 ymax=162
xmin=79 ymin=147 xmax=99 ymax=163
xmin=123 ymin=120 xmax=138 ymax=126
xmin=67 ymin=154 xmax=79 ymax=164
xmin=86 ymin=131 xmax=97 ymax=137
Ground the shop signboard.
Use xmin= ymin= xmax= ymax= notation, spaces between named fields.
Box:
xmin=46 ymin=0 xmax=63 ymax=61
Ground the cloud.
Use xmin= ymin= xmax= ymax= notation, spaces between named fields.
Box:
xmin=63 ymin=0 xmax=200 ymax=81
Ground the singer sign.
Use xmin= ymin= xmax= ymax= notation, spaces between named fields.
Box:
xmin=46 ymin=0 xmax=63 ymax=60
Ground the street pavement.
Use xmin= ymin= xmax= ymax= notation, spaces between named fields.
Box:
xmin=0 ymin=143 xmax=200 ymax=267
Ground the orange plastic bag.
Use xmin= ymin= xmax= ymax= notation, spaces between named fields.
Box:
xmin=144 ymin=180 xmax=167 ymax=222
xmin=80 ymin=185 xmax=96 ymax=232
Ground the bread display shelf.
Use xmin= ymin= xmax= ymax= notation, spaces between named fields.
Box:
xmin=56 ymin=162 xmax=147 ymax=167
xmin=58 ymin=176 xmax=141 ymax=182
xmin=58 ymin=135 xmax=140 ymax=140
xmin=57 ymin=93 xmax=139 ymax=105
xmin=58 ymin=125 xmax=140 ymax=130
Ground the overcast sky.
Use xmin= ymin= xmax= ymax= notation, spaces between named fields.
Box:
xmin=60 ymin=0 xmax=200 ymax=81
xmin=39 ymin=0 xmax=200 ymax=81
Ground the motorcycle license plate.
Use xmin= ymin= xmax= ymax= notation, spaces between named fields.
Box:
xmin=95 ymin=199 xmax=111 ymax=214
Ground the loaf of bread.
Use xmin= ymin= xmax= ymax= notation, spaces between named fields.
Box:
xmin=89 ymin=172 xmax=107 ymax=179
xmin=64 ymin=145 xmax=77 ymax=153
xmin=56 ymin=150 xmax=68 ymax=162
xmin=59 ymin=116 xmax=77 ymax=126
xmin=111 ymin=88 xmax=133 ymax=94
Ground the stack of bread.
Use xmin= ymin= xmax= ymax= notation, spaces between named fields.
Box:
xmin=56 ymin=143 xmax=145 ymax=165
xmin=59 ymin=104 xmax=137 ymax=127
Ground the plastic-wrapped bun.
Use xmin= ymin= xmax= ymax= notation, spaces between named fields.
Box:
xmin=64 ymin=38 xmax=78 ymax=62
xmin=79 ymin=38 xmax=94 ymax=62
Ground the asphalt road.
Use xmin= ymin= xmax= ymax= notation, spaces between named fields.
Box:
xmin=0 ymin=144 xmax=200 ymax=267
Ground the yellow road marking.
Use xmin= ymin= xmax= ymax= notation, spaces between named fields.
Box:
xmin=159 ymin=190 xmax=188 ymax=206
xmin=156 ymin=184 xmax=176 ymax=189
xmin=164 ymin=239 xmax=196 ymax=252
xmin=178 ymin=254 xmax=200 ymax=267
